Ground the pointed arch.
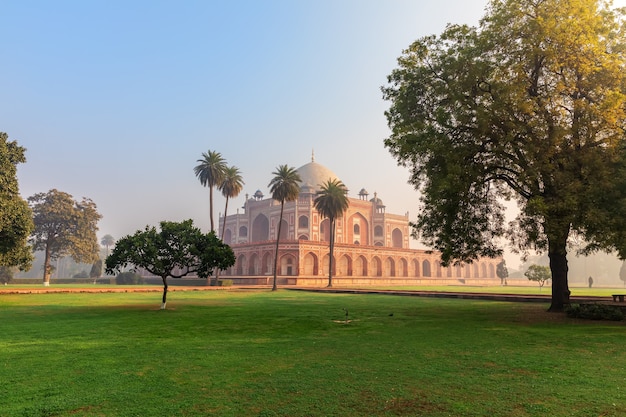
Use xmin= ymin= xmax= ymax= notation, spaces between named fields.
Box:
xmin=391 ymin=228 xmax=403 ymax=248
xmin=422 ymin=260 xmax=431 ymax=277
xmin=223 ymin=228 xmax=232 ymax=245
xmin=384 ymin=257 xmax=395 ymax=277
xmin=338 ymin=255 xmax=352 ymax=276
xmin=236 ymin=254 xmax=246 ymax=275
xmin=398 ymin=258 xmax=408 ymax=277
xmin=248 ymin=253 xmax=259 ymax=275
xmin=371 ymin=256 xmax=382 ymax=277
xmin=413 ymin=259 xmax=420 ymax=277
xmin=355 ymin=255 xmax=367 ymax=276
xmin=303 ymin=252 xmax=318 ymax=275
xmin=262 ymin=252 xmax=272 ymax=275
xmin=321 ymin=254 xmax=335 ymax=276
xmin=252 ymin=214 xmax=269 ymax=242
xmin=348 ymin=213 xmax=369 ymax=246
xmin=278 ymin=218 xmax=289 ymax=240
xmin=298 ymin=215 xmax=309 ymax=229
xmin=280 ymin=254 xmax=297 ymax=276
xmin=320 ymin=218 xmax=331 ymax=242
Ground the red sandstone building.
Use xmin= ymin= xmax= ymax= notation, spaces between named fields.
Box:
xmin=219 ymin=157 xmax=501 ymax=286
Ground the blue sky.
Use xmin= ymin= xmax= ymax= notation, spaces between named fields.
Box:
xmin=5 ymin=0 xmax=619 ymax=269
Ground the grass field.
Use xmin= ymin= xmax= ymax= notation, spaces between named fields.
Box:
xmin=1 ymin=289 xmax=625 ymax=416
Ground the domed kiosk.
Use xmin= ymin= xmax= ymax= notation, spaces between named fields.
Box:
xmin=216 ymin=156 xmax=502 ymax=287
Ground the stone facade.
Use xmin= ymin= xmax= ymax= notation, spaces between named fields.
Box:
xmin=218 ymin=158 xmax=502 ymax=286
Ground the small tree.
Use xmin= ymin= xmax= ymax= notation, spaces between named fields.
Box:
xmin=29 ymin=189 xmax=102 ymax=285
xmin=525 ymin=265 xmax=551 ymax=291
xmin=105 ymin=220 xmax=236 ymax=309
xmin=496 ymin=260 xmax=509 ymax=286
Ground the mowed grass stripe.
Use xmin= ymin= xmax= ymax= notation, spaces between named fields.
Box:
xmin=1 ymin=290 xmax=624 ymax=416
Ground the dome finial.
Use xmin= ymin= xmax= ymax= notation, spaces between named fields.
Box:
xmin=311 ymin=148 xmax=315 ymax=163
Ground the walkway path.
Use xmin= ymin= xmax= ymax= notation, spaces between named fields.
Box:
xmin=0 ymin=285 xmax=613 ymax=304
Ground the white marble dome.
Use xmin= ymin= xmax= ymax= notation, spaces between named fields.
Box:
xmin=296 ymin=160 xmax=340 ymax=192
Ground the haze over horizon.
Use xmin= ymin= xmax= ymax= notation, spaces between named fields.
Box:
xmin=4 ymin=0 xmax=626 ymax=274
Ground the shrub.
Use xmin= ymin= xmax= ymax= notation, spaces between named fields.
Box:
xmin=218 ymin=279 xmax=233 ymax=287
xmin=73 ymin=270 xmax=89 ymax=279
xmin=115 ymin=272 xmax=144 ymax=285
xmin=566 ymin=304 xmax=624 ymax=321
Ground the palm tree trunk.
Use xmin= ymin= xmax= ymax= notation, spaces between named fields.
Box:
xmin=209 ymin=186 xmax=215 ymax=232
xmin=213 ymin=196 xmax=230 ymax=286
xmin=328 ymin=218 xmax=335 ymax=287
xmin=221 ymin=197 xmax=229 ymax=240
xmin=272 ymin=201 xmax=285 ymax=291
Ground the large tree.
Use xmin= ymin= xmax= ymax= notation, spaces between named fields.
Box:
xmin=314 ymin=178 xmax=349 ymax=288
xmin=28 ymin=189 xmax=102 ymax=285
xmin=194 ymin=150 xmax=227 ymax=232
xmin=383 ymin=0 xmax=626 ymax=311
xmin=268 ymin=165 xmax=301 ymax=291
xmin=0 ymin=132 xmax=33 ymax=271
xmin=105 ymin=220 xmax=236 ymax=309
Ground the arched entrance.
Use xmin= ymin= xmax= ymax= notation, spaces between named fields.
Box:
xmin=252 ymin=214 xmax=269 ymax=241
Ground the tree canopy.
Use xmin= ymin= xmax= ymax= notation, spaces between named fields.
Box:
xmin=0 ymin=132 xmax=33 ymax=271
xmin=383 ymin=0 xmax=626 ymax=311
xmin=28 ymin=189 xmax=102 ymax=285
xmin=105 ymin=220 xmax=236 ymax=309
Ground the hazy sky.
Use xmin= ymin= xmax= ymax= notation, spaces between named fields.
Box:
xmin=3 ymin=1 xmax=623 ymax=270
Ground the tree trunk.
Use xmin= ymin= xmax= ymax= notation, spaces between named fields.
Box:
xmin=42 ymin=247 xmax=52 ymax=286
xmin=548 ymin=235 xmax=570 ymax=312
xmin=272 ymin=201 xmax=285 ymax=291
xmin=328 ymin=218 xmax=335 ymax=288
xmin=161 ymin=276 xmax=168 ymax=310
xmin=221 ymin=197 xmax=229 ymax=240
xmin=209 ymin=186 xmax=215 ymax=232
xmin=214 ymin=197 xmax=230 ymax=286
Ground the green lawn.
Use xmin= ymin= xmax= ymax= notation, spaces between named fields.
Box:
xmin=1 ymin=289 xmax=624 ymax=416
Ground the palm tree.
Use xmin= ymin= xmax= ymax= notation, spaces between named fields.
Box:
xmin=219 ymin=166 xmax=245 ymax=240
xmin=100 ymin=234 xmax=115 ymax=257
xmin=314 ymin=178 xmax=349 ymax=288
xmin=194 ymin=150 xmax=227 ymax=232
xmin=268 ymin=165 xmax=301 ymax=291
